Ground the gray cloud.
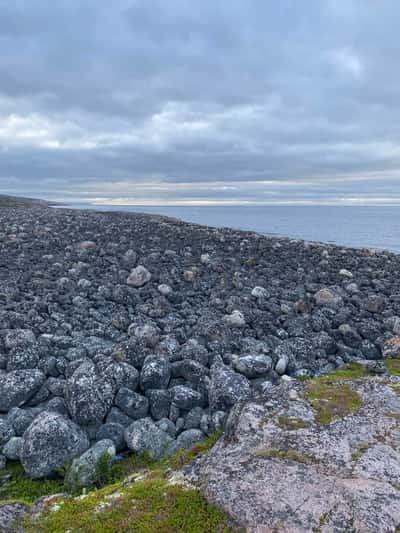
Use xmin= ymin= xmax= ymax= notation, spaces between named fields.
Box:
xmin=1 ymin=0 xmax=400 ymax=204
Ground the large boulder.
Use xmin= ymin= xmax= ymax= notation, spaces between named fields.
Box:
xmin=0 ymin=370 xmax=45 ymax=412
xmin=194 ymin=377 xmax=400 ymax=533
xmin=114 ymin=387 xmax=149 ymax=420
xmin=21 ymin=412 xmax=89 ymax=478
xmin=124 ymin=418 xmax=174 ymax=459
xmin=65 ymin=361 xmax=115 ymax=426
xmin=65 ymin=439 xmax=116 ymax=490
xmin=209 ymin=362 xmax=251 ymax=411
xmin=140 ymin=355 xmax=171 ymax=391
xmin=171 ymin=385 xmax=204 ymax=410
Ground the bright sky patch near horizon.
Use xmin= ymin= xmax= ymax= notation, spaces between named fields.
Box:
xmin=1 ymin=1 xmax=400 ymax=205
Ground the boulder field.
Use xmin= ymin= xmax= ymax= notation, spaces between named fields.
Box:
xmin=0 ymin=205 xmax=399 ymax=494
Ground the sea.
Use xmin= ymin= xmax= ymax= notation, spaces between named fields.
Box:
xmin=57 ymin=204 xmax=400 ymax=254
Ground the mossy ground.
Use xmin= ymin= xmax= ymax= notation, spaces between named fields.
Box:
xmin=302 ymin=359 xmax=400 ymax=425
xmin=315 ymin=362 xmax=371 ymax=382
xmin=2 ymin=432 xmax=233 ymax=532
xmin=386 ymin=359 xmax=400 ymax=376
xmin=305 ymin=381 xmax=363 ymax=425
xmin=0 ymin=463 xmax=65 ymax=505
xmin=22 ymin=479 xmax=234 ymax=533
xmin=252 ymin=447 xmax=316 ymax=464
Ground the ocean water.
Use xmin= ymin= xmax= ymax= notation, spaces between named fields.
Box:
xmin=58 ymin=204 xmax=400 ymax=253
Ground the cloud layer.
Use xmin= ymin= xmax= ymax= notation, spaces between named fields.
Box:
xmin=1 ymin=0 xmax=399 ymax=204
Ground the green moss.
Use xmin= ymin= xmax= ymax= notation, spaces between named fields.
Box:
xmin=0 ymin=433 xmax=221 ymax=531
xmin=22 ymin=470 xmax=234 ymax=533
xmin=386 ymin=359 xmax=400 ymax=376
xmin=315 ymin=363 xmax=371 ymax=382
xmin=390 ymin=383 xmax=400 ymax=395
xmin=165 ymin=431 xmax=222 ymax=470
xmin=0 ymin=462 xmax=65 ymax=505
xmin=305 ymin=382 xmax=363 ymax=425
xmin=276 ymin=417 xmax=310 ymax=431
xmin=385 ymin=412 xmax=400 ymax=421
xmin=252 ymin=447 xmax=316 ymax=464
xmin=351 ymin=444 xmax=371 ymax=462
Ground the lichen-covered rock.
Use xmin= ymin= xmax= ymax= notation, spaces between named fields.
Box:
xmin=114 ymin=387 xmax=149 ymax=420
xmin=383 ymin=335 xmax=400 ymax=358
xmin=209 ymin=362 xmax=251 ymax=410
xmin=124 ymin=417 xmax=174 ymax=459
xmin=65 ymin=361 xmax=115 ymax=426
xmin=21 ymin=411 xmax=89 ymax=478
xmin=192 ymin=376 xmax=400 ymax=533
xmin=0 ymin=369 xmax=45 ymax=412
xmin=232 ymin=354 xmax=272 ymax=378
xmin=126 ymin=265 xmax=151 ymax=287
xmin=2 ymin=436 xmax=23 ymax=461
xmin=140 ymin=355 xmax=171 ymax=391
xmin=0 ymin=502 xmax=30 ymax=531
xmin=314 ymin=286 xmax=343 ymax=307
xmin=0 ymin=419 xmax=14 ymax=446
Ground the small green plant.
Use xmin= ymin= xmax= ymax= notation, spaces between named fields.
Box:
xmin=252 ymin=447 xmax=317 ymax=464
xmin=93 ymin=452 xmax=114 ymax=489
xmin=276 ymin=417 xmax=310 ymax=430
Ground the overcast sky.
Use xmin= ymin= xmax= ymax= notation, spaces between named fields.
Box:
xmin=1 ymin=0 xmax=399 ymax=205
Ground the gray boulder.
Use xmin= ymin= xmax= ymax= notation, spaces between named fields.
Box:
xmin=2 ymin=436 xmax=22 ymax=460
xmin=126 ymin=265 xmax=151 ymax=287
xmin=146 ymin=389 xmax=171 ymax=421
xmin=232 ymin=354 xmax=273 ymax=378
xmin=124 ymin=418 xmax=174 ymax=459
xmin=7 ymin=407 xmax=42 ymax=436
xmin=21 ymin=411 xmax=89 ymax=478
xmin=176 ymin=429 xmax=204 ymax=450
xmin=96 ymin=423 xmax=125 ymax=452
xmin=0 ymin=370 xmax=45 ymax=412
xmin=171 ymin=385 xmax=204 ymax=410
xmin=65 ymin=361 xmax=115 ymax=426
xmin=209 ymin=363 xmax=251 ymax=411
xmin=4 ymin=329 xmax=36 ymax=351
xmin=65 ymin=439 xmax=116 ymax=490
xmin=115 ymin=387 xmax=149 ymax=420
xmin=0 ymin=419 xmax=14 ymax=446
xmin=140 ymin=355 xmax=171 ymax=391
xmin=314 ymin=287 xmax=343 ymax=307
xmin=6 ymin=345 xmax=40 ymax=371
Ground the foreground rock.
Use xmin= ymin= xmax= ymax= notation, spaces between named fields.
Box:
xmin=21 ymin=412 xmax=89 ymax=478
xmin=191 ymin=375 xmax=400 ymax=532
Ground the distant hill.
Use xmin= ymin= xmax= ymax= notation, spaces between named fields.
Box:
xmin=0 ymin=194 xmax=51 ymax=207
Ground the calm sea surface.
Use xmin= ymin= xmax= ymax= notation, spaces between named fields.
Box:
xmin=59 ymin=204 xmax=400 ymax=253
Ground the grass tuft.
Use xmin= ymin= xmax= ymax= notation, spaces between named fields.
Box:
xmin=252 ymin=447 xmax=316 ymax=464
xmin=276 ymin=417 xmax=310 ymax=431
xmin=386 ymin=359 xmax=400 ymax=376
xmin=305 ymin=382 xmax=363 ymax=425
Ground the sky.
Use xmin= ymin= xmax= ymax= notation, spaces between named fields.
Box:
xmin=1 ymin=0 xmax=400 ymax=205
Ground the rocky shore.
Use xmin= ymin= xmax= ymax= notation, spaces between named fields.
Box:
xmin=0 ymin=203 xmax=400 ymax=530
